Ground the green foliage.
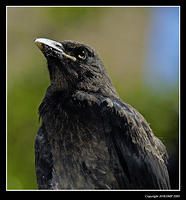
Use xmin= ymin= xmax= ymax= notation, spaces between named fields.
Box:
xmin=7 ymin=65 xmax=49 ymax=189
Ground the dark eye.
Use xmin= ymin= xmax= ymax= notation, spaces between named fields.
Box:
xmin=76 ymin=49 xmax=87 ymax=60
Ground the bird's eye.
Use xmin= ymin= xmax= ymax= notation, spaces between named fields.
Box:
xmin=77 ymin=49 xmax=87 ymax=60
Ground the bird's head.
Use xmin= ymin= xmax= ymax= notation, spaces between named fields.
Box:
xmin=35 ymin=38 xmax=118 ymax=97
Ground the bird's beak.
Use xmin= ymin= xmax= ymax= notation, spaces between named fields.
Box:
xmin=34 ymin=38 xmax=76 ymax=62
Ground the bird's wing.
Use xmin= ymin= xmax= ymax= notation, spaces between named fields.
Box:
xmin=100 ymin=98 xmax=171 ymax=189
xmin=35 ymin=126 xmax=54 ymax=189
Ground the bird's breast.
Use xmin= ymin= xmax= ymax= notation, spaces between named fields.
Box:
xmin=45 ymin=113 xmax=117 ymax=189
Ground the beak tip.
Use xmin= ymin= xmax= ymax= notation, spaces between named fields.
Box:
xmin=34 ymin=39 xmax=44 ymax=50
xmin=34 ymin=38 xmax=39 ymax=44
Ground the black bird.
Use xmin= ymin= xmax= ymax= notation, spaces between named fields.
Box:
xmin=34 ymin=38 xmax=171 ymax=190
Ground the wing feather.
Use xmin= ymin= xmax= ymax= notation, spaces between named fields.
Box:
xmin=101 ymin=98 xmax=171 ymax=189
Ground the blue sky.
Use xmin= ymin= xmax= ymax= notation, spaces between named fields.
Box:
xmin=144 ymin=7 xmax=179 ymax=93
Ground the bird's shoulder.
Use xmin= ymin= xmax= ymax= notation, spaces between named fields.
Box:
xmin=100 ymin=97 xmax=169 ymax=164
xmin=100 ymin=97 xmax=170 ymax=188
xmin=70 ymin=91 xmax=168 ymax=161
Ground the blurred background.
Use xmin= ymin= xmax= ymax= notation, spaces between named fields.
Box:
xmin=7 ymin=6 xmax=179 ymax=190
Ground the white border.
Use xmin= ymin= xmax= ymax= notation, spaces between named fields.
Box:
xmin=6 ymin=5 xmax=181 ymax=191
